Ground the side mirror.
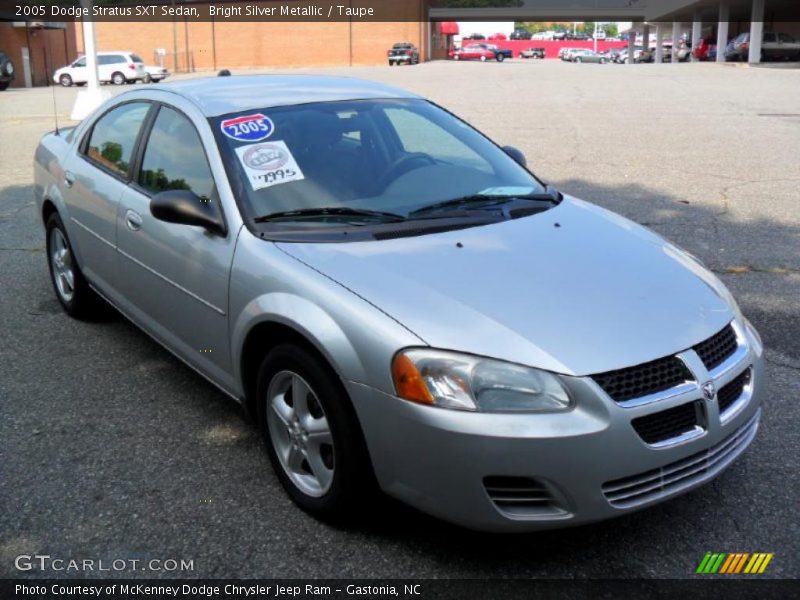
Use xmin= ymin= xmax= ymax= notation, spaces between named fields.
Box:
xmin=150 ymin=189 xmax=226 ymax=235
xmin=502 ymin=145 xmax=527 ymax=168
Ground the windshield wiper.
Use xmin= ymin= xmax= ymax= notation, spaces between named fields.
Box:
xmin=408 ymin=190 xmax=559 ymax=218
xmin=254 ymin=207 xmax=406 ymax=224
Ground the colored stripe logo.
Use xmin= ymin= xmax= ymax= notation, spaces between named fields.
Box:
xmin=696 ymin=552 xmax=774 ymax=574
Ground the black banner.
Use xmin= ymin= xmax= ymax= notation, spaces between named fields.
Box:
xmin=4 ymin=0 xmax=799 ymax=23
xmin=2 ymin=579 xmax=799 ymax=600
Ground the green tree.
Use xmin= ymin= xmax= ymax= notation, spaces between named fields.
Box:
xmin=604 ymin=23 xmax=619 ymax=37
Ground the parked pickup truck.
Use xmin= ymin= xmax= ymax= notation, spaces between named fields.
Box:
xmin=387 ymin=42 xmax=420 ymax=66
xmin=519 ymin=47 xmax=546 ymax=59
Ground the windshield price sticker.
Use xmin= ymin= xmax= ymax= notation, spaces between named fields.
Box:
xmin=220 ymin=113 xmax=274 ymax=142
xmin=235 ymin=141 xmax=305 ymax=191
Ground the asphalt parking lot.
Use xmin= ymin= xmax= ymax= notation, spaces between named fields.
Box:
xmin=1 ymin=60 xmax=799 ymax=580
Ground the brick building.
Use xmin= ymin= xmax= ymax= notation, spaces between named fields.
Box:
xmin=0 ymin=22 xmax=79 ymax=88
xmin=1 ymin=0 xmax=451 ymax=88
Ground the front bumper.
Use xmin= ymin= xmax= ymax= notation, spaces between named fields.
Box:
xmin=347 ymin=325 xmax=764 ymax=532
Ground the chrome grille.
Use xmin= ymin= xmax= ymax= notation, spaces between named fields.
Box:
xmin=693 ymin=323 xmax=738 ymax=371
xmin=631 ymin=401 xmax=701 ymax=445
xmin=592 ymin=356 xmax=694 ymax=403
xmin=602 ymin=411 xmax=759 ymax=509
xmin=718 ymin=368 xmax=751 ymax=415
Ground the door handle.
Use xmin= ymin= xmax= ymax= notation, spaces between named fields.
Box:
xmin=64 ymin=171 xmax=75 ymax=188
xmin=125 ymin=209 xmax=143 ymax=231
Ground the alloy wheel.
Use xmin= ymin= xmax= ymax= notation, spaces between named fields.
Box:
xmin=49 ymin=227 xmax=75 ymax=302
xmin=266 ymin=370 xmax=335 ymax=497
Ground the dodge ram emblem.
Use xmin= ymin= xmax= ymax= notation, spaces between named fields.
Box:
xmin=702 ymin=381 xmax=716 ymax=401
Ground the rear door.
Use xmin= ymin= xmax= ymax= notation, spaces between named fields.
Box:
xmin=115 ymin=101 xmax=237 ymax=390
xmin=63 ymin=100 xmax=153 ymax=291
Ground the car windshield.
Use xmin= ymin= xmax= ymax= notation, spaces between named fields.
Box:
xmin=213 ymin=98 xmax=546 ymax=229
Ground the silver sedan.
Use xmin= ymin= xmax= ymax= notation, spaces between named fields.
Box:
xmin=34 ymin=75 xmax=763 ymax=531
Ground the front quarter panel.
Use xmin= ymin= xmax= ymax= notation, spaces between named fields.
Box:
xmin=229 ymin=230 xmax=425 ymax=397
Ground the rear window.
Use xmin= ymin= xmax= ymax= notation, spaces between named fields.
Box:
xmin=84 ymin=102 xmax=150 ymax=176
xmin=130 ymin=54 xmax=144 ymax=63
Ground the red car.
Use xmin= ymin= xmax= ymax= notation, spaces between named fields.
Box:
xmin=487 ymin=33 xmax=507 ymax=41
xmin=692 ymin=37 xmax=717 ymax=61
xmin=450 ymin=44 xmax=497 ymax=62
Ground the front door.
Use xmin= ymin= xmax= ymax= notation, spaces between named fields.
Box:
xmin=115 ymin=103 xmax=237 ymax=391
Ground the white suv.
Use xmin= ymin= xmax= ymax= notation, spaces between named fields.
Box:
xmin=53 ymin=51 xmax=146 ymax=87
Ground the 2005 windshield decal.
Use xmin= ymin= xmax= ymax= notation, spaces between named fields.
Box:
xmin=220 ymin=113 xmax=274 ymax=142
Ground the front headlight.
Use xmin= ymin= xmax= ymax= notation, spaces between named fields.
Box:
xmin=391 ymin=349 xmax=572 ymax=412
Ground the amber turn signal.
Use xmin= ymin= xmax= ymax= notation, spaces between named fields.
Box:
xmin=392 ymin=353 xmax=434 ymax=405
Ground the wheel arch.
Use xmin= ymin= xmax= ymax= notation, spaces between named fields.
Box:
xmin=233 ymin=294 xmax=370 ymax=421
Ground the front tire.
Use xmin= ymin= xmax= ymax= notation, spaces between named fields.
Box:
xmin=111 ymin=71 xmax=126 ymax=85
xmin=496 ymin=53 xmax=505 ymax=62
xmin=480 ymin=55 xmax=487 ymax=62
xmin=59 ymin=74 xmax=73 ymax=87
xmin=45 ymin=213 xmax=101 ymax=319
xmin=257 ymin=344 xmax=375 ymax=523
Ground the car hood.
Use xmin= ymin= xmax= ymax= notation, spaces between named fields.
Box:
xmin=277 ymin=198 xmax=735 ymax=376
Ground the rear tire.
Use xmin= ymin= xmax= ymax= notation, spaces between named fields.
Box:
xmin=257 ymin=344 xmax=376 ymax=524
xmin=111 ymin=71 xmax=125 ymax=85
xmin=0 ymin=81 xmax=8 ymax=91
xmin=45 ymin=212 xmax=103 ymax=319
xmin=496 ymin=53 xmax=505 ymax=62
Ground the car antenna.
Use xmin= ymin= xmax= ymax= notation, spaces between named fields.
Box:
xmin=43 ymin=25 xmax=60 ymax=135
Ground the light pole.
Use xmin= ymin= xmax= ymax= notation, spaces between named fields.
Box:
xmin=71 ymin=0 xmax=110 ymax=120
xmin=594 ymin=22 xmax=599 ymax=53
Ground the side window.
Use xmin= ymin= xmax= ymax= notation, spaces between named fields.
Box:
xmin=384 ymin=107 xmax=490 ymax=172
xmin=113 ymin=55 xmax=126 ymax=64
xmin=138 ymin=106 xmax=216 ymax=201
xmin=97 ymin=56 xmax=110 ymax=66
xmin=84 ymin=102 xmax=150 ymax=176
xmin=762 ymin=33 xmax=776 ymax=43
xmin=778 ymin=33 xmax=795 ymax=43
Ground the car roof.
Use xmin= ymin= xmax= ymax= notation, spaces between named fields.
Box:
xmin=146 ymin=74 xmax=421 ymax=117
